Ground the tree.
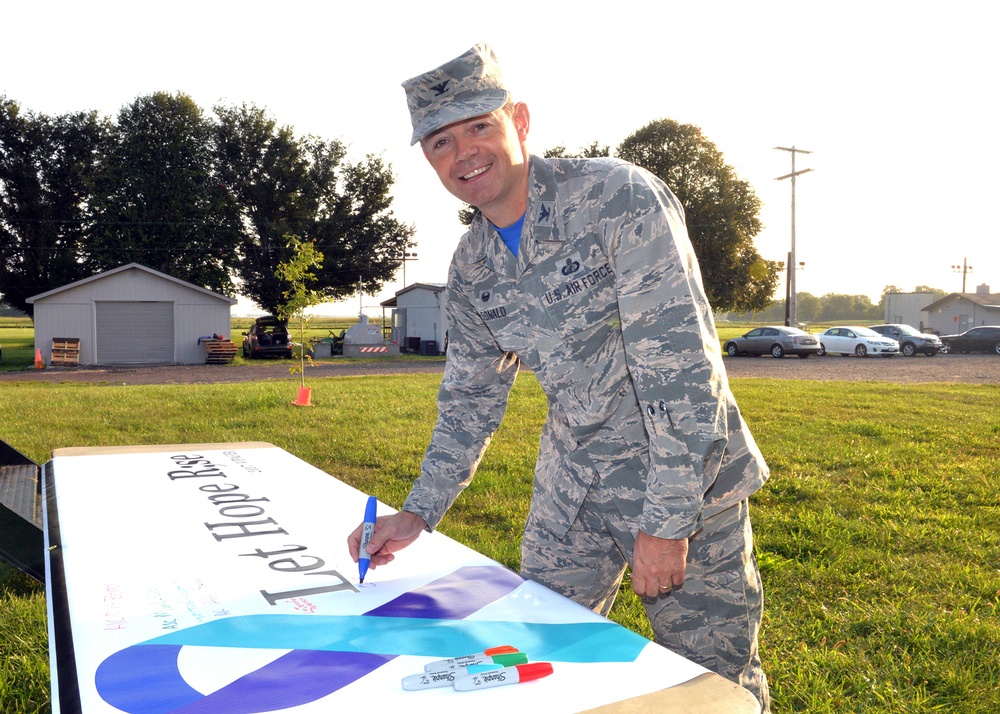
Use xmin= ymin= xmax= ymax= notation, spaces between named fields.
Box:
xmin=276 ymin=234 xmax=324 ymax=389
xmin=87 ymin=92 xmax=241 ymax=295
xmin=796 ymin=292 xmax=822 ymax=323
xmin=309 ymin=151 xmax=414 ymax=306
xmin=0 ymin=98 xmax=109 ymax=317
xmin=616 ymin=119 xmax=779 ymax=313
xmin=544 ymin=141 xmax=610 ymax=159
xmin=3 ymin=94 xmax=414 ymax=317
xmin=820 ymin=293 xmax=879 ymax=321
xmin=913 ymin=285 xmax=947 ymax=300
xmin=215 ymin=104 xmax=414 ymax=315
xmin=214 ymin=104 xmax=318 ymax=313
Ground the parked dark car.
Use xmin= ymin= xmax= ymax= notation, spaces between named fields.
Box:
xmin=869 ymin=324 xmax=942 ymax=357
xmin=724 ymin=326 xmax=822 ymax=358
xmin=939 ymin=326 xmax=1000 ymax=355
xmin=242 ymin=316 xmax=293 ymax=359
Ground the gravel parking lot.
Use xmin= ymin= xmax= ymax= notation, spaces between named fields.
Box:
xmin=723 ymin=352 xmax=999 ymax=384
xmin=0 ymin=353 xmax=996 ymax=386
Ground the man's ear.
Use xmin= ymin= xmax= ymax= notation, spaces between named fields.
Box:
xmin=513 ymin=102 xmax=530 ymax=142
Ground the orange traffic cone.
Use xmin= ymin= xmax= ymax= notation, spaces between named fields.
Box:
xmin=34 ymin=348 xmax=44 ymax=369
xmin=292 ymin=386 xmax=313 ymax=407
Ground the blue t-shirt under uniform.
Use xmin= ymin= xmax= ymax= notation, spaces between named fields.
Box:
xmin=494 ymin=213 xmax=525 ymax=256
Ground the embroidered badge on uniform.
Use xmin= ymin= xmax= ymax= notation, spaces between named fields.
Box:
xmin=536 ymin=201 xmax=554 ymax=225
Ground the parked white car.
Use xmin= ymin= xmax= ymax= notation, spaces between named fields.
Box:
xmin=816 ymin=326 xmax=899 ymax=357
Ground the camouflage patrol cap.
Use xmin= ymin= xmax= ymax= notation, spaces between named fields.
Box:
xmin=402 ymin=43 xmax=509 ymax=146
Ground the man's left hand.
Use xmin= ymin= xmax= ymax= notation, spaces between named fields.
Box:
xmin=631 ymin=530 xmax=689 ymax=599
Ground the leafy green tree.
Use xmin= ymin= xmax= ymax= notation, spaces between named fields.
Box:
xmin=3 ymin=94 xmax=414 ymax=316
xmin=87 ymin=92 xmax=241 ymax=295
xmin=214 ymin=104 xmax=318 ymax=313
xmin=880 ymin=285 xmax=904 ymax=301
xmin=0 ymin=98 xmax=109 ymax=317
xmin=309 ymin=152 xmax=414 ymax=306
xmin=616 ymin=119 xmax=779 ymax=313
xmin=215 ymin=104 xmax=414 ymax=315
xmin=913 ymin=285 xmax=947 ymax=299
xmin=544 ymin=141 xmax=610 ymax=159
xmin=276 ymin=234 xmax=324 ymax=388
xmin=797 ymin=292 xmax=822 ymax=323
xmin=820 ymin=293 xmax=879 ymax=321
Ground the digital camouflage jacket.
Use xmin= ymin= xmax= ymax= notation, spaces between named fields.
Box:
xmin=403 ymin=156 xmax=769 ymax=541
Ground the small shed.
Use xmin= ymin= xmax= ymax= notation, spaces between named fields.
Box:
xmin=26 ymin=263 xmax=237 ymax=365
xmin=381 ymin=282 xmax=447 ymax=354
xmin=921 ymin=285 xmax=1000 ymax=335
xmin=883 ymin=292 xmax=936 ymax=329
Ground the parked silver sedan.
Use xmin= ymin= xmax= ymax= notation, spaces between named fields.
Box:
xmin=817 ymin=326 xmax=899 ymax=357
xmin=724 ymin=326 xmax=822 ymax=358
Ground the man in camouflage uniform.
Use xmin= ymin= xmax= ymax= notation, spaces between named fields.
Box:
xmin=349 ymin=43 xmax=770 ymax=710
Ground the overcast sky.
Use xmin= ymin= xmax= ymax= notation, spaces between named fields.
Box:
xmin=4 ymin=0 xmax=997 ymax=315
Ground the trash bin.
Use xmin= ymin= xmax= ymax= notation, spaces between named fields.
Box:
xmin=419 ymin=340 xmax=438 ymax=356
xmin=312 ymin=340 xmax=332 ymax=359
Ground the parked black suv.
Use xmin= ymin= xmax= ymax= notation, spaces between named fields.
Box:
xmin=939 ymin=326 xmax=1000 ymax=355
xmin=869 ymin=324 xmax=942 ymax=357
xmin=242 ymin=316 xmax=293 ymax=359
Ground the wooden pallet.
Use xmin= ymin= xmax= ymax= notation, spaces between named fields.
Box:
xmin=202 ymin=339 xmax=239 ymax=364
xmin=51 ymin=337 xmax=80 ymax=367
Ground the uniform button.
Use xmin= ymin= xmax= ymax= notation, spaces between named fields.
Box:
xmin=646 ymin=404 xmax=656 ymax=417
xmin=659 ymin=400 xmax=667 ymax=413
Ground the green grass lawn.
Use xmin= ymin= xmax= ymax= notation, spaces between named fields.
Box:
xmin=1 ymin=374 xmax=998 ymax=713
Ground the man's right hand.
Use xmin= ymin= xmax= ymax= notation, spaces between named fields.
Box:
xmin=347 ymin=510 xmax=428 ymax=572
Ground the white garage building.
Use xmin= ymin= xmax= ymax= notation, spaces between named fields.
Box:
xmin=26 ymin=263 xmax=236 ymax=365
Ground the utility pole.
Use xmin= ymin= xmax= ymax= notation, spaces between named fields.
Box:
xmin=401 ymin=250 xmax=418 ymax=287
xmin=951 ymin=257 xmax=973 ymax=292
xmin=775 ymin=146 xmax=813 ymax=327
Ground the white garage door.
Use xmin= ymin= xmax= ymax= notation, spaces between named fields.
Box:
xmin=95 ymin=302 xmax=175 ymax=364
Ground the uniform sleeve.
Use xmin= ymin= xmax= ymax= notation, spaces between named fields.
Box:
xmin=601 ymin=165 xmax=730 ymax=540
xmin=402 ymin=250 xmax=519 ymax=531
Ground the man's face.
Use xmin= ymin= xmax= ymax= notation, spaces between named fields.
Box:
xmin=420 ymin=103 xmax=530 ymax=227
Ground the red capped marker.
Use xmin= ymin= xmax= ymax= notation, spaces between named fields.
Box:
xmin=453 ymin=662 xmax=553 ymax=691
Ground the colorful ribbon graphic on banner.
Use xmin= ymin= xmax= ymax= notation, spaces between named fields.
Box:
xmin=95 ymin=566 xmax=648 ymax=713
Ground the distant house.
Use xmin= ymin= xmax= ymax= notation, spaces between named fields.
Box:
xmin=381 ymin=283 xmax=447 ymax=354
xmin=883 ymin=292 xmax=936 ymax=329
xmin=921 ymin=284 xmax=1000 ymax=335
xmin=26 ymin=263 xmax=236 ymax=365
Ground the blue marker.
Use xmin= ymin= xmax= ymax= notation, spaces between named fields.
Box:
xmin=358 ymin=495 xmax=377 ymax=583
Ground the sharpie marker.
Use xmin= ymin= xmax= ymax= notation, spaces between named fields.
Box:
xmin=358 ymin=495 xmax=377 ymax=583
xmin=426 ymin=652 xmax=527 ymax=674
xmin=454 ymin=662 xmax=554 ymax=691
xmin=401 ymin=664 xmax=502 ymax=691
xmin=423 ymin=645 xmax=520 ymax=672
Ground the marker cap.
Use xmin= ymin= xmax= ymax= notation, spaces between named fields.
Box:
xmin=514 ymin=662 xmax=554 ymax=683
xmin=489 ymin=652 xmax=528 ymax=667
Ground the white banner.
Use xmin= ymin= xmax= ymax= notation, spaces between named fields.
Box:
xmin=44 ymin=443 xmax=706 ymax=713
